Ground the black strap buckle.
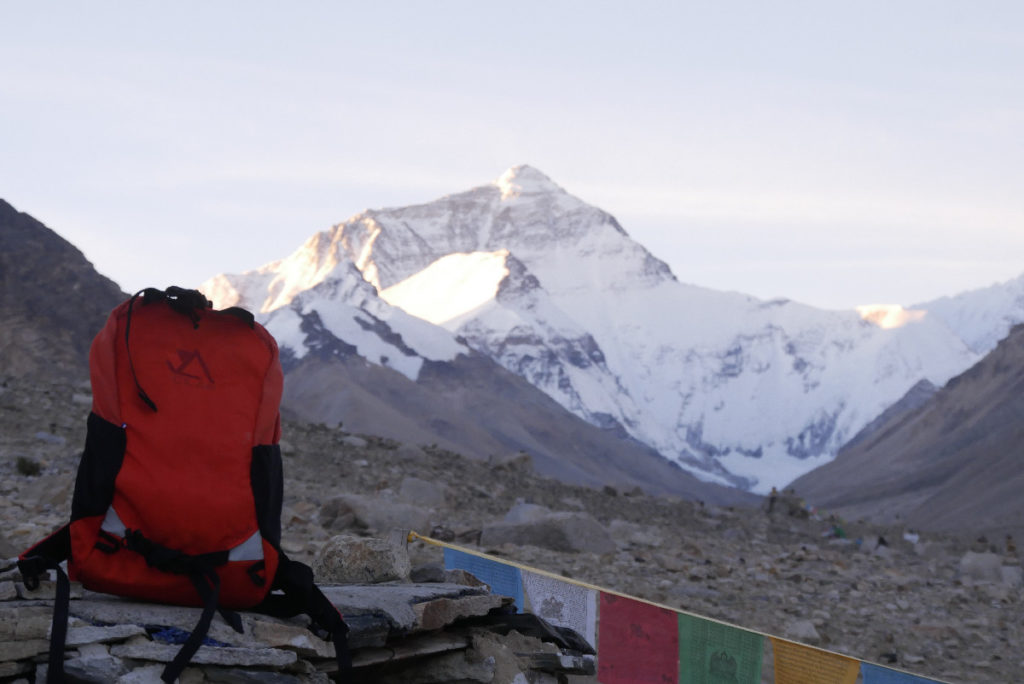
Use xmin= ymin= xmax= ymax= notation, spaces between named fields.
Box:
xmin=247 ymin=560 xmax=267 ymax=587
xmin=17 ymin=556 xmax=50 ymax=591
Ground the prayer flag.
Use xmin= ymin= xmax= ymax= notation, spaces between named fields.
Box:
xmin=598 ymin=593 xmax=678 ymax=683
xmin=678 ymin=613 xmax=763 ymax=684
xmin=771 ymin=638 xmax=859 ymax=684
xmin=522 ymin=570 xmax=597 ymax=649
xmin=443 ymin=548 xmax=523 ymax=611
xmin=862 ymin=662 xmax=939 ymax=683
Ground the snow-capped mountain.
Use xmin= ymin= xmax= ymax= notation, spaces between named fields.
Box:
xmin=789 ymin=322 xmax=1024 ymax=534
xmin=202 ymin=166 xmax=1023 ymax=493
xmin=258 ymin=260 xmax=468 ymax=381
xmin=913 ymin=273 xmax=1024 ymax=354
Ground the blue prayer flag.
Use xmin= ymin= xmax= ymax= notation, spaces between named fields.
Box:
xmin=861 ymin=662 xmax=938 ymax=683
xmin=443 ymin=548 xmax=524 ymax=611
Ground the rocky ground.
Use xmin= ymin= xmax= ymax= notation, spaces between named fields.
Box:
xmin=2 ymin=378 xmax=1022 ymax=683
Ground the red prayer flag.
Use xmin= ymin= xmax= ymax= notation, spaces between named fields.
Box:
xmin=598 ymin=593 xmax=679 ymax=683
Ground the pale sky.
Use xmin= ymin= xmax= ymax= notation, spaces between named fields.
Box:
xmin=2 ymin=2 xmax=1023 ymax=310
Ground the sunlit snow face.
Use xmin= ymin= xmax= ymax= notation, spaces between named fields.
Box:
xmin=855 ymin=305 xmax=927 ymax=330
xmin=381 ymin=251 xmax=511 ymax=327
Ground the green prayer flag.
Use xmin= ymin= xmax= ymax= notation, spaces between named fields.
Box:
xmin=679 ymin=613 xmax=764 ymax=684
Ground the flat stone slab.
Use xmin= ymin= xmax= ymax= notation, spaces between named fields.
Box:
xmin=71 ymin=599 xmax=259 ymax=647
xmin=0 ymin=638 xmax=49 ymax=662
xmin=0 ymin=660 xmax=33 ymax=678
xmin=70 ymin=597 xmax=393 ymax=651
xmin=414 ymin=594 xmax=508 ymax=631
xmin=62 ymin=654 xmax=130 ymax=682
xmin=17 ymin=583 xmax=500 ymax=647
xmin=0 ymin=605 xmax=52 ymax=640
xmin=3 ymin=583 xmax=513 ymax=679
xmin=520 ymin=652 xmax=597 ymax=675
xmin=321 ymin=582 xmax=504 ymax=632
xmin=110 ymin=640 xmax=298 ymax=668
xmin=66 ymin=623 xmax=148 ymax=646
xmin=330 ymin=632 xmax=471 ymax=671
xmin=249 ymin=619 xmax=335 ymax=659
xmin=203 ymin=667 xmax=313 ymax=683
xmin=332 ymin=614 xmax=390 ymax=650
xmin=16 ymin=580 xmax=84 ymax=600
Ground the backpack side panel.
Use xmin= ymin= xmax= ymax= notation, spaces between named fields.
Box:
xmin=70 ymin=412 xmax=126 ymax=522
xmin=251 ymin=444 xmax=283 ymax=550
xmin=68 ymin=304 xmax=130 ymax=584
xmin=251 ymin=323 xmax=284 ymax=550
xmin=253 ymin=323 xmax=283 ymax=446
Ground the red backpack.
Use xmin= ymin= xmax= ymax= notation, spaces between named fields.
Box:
xmin=18 ymin=287 xmax=350 ymax=683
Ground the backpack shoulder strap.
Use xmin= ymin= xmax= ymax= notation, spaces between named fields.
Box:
xmin=256 ymin=553 xmax=352 ymax=679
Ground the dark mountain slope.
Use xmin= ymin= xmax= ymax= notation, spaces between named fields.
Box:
xmin=282 ymin=351 xmax=759 ymax=507
xmin=0 ymin=199 xmax=124 ymax=380
xmin=789 ymin=323 xmax=1024 ymax=536
xmin=839 ymin=378 xmax=938 ymax=452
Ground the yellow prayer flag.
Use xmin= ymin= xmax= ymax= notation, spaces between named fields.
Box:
xmin=771 ymin=638 xmax=859 ymax=684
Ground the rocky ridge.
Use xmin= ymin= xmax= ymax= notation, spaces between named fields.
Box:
xmin=0 ymin=199 xmax=124 ymax=380
xmin=2 ymin=378 xmax=1022 ymax=683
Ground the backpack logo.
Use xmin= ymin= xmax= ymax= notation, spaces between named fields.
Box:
xmin=167 ymin=349 xmax=214 ymax=387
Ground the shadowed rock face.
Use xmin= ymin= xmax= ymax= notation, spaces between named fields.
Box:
xmin=789 ymin=324 xmax=1024 ymax=536
xmin=0 ymin=199 xmax=124 ymax=380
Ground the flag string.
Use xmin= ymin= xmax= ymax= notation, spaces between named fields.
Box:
xmin=407 ymin=530 xmax=951 ymax=684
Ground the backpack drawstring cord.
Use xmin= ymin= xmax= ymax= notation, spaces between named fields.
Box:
xmin=124 ymin=287 xmax=213 ymax=412
xmin=125 ymin=289 xmax=159 ymax=412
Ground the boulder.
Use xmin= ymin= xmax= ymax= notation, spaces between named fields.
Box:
xmin=958 ymin=551 xmax=1003 ymax=584
xmin=784 ymin=619 xmax=821 ymax=644
xmin=1000 ymin=565 xmax=1022 ymax=588
xmin=480 ymin=512 xmax=615 ymax=555
xmin=313 ymin=532 xmax=412 ymax=584
xmin=608 ymin=519 xmax=663 ymax=548
xmin=873 ymin=544 xmax=894 ymax=560
xmin=410 ymin=564 xmax=448 ymax=583
xmin=503 ymin=502 xmax=553 ymax=524
xmin=399 ymin=477 xmax=448 ymax=509
xmin=323 ymin=494 xmax=432 ymax=536
xmin=319 ymin=498 xmax=361 ymax=532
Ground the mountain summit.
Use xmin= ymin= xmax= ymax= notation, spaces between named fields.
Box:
xmin=495 ymin=164 xmax=566 ymax=199
xmin=203 ymin=167 xmax=1021 ymax=492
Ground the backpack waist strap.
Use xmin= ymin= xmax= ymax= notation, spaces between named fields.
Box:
xmin=121 ymin=528 xmax=229 ymax=575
